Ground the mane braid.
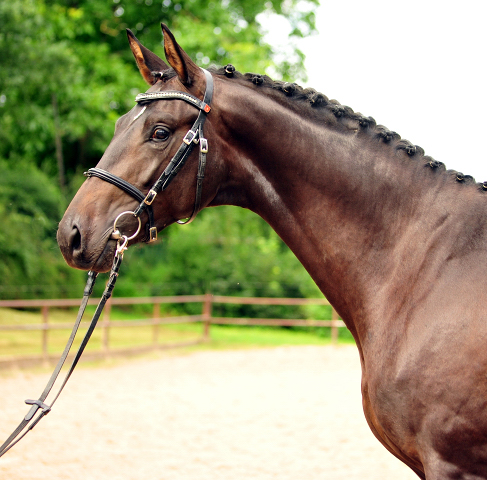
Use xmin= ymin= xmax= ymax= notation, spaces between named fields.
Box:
xmin=210 ymin=65 xmax=483 ymax=189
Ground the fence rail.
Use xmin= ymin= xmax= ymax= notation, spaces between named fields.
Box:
xmin=0 ymin=295 xmax=345 ymax=367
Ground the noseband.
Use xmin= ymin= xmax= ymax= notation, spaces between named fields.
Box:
xmin=85 ymin=68 xmax=214 ymax=242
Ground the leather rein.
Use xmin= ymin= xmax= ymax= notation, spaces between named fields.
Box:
xmin=0 ymin=69 xmax=214 ymax=457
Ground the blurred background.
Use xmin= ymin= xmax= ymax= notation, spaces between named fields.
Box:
xmin=0 ymin=0 xmax=322 ymax=305
xmin=1 ymin=0 xmax=486 ymax=307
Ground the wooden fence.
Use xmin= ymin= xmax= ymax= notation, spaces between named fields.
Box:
xmin=0 ymin=295 xmax=345 ymax=367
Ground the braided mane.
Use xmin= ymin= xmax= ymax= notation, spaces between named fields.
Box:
xmin=161 ymin=65 xmax=486 ymax=191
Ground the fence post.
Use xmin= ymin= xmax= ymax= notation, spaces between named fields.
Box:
xmin=103 ymin=299 xmax=111 ymax=356
xmin=42 ymin=305 xmax=49 ymax=363
xmin=331 ymin=307 xmax=339 ymax=345
xmin=152 ymin=302 xmax=160 ymax=346
xmin=202 ymin=293 xmax=213 ymax=341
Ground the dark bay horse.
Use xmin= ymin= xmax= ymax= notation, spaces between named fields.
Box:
xmin=57 ymin=24 xmax=487 ymax=479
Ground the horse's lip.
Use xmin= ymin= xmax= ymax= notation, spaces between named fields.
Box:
xmin=80 ymin=221 xmax=142 ymax=272
xmin=68 ymin=230 xmax=118 ymax=273
xmin=90 ymin=238 xmax=118 ymax=273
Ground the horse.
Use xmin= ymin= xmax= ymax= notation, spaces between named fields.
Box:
xmin=57 ymin=24 xmax=487 ymax=479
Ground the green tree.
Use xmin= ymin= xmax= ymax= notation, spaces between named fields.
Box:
xmin=1 ymin=0 xmax=318 ymax=181
xmin=0 ymin=0 xmax=323 ymax=309
xmin=115 ymin=207 xmax=322 ymax=318
xmin=0 ymin=160 xmax=84 ymax=298
xmin=0 ymin=0 xmax=137 ymax=181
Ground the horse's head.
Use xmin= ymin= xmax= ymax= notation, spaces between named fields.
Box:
xmin=57 ymin=25 xmax=226 ymax=272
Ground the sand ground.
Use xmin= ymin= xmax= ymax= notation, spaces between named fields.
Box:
xmin=0 ymin=345 xmax=418 ymax=479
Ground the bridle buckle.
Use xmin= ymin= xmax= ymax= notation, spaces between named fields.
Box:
xmin=144 ymin=189 xmax=157 ymax=205
xmin=148 ymin=226 xmax=157 ymax=242
xmin=85 ymin=69 xmax=213 ymax=238
xmin=183 ymin=129 xmax=198 ymax=145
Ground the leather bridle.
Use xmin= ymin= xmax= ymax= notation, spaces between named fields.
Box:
xmin=85 ymin=68 xmax=214 ymax=242
xmin=0 ymin=69 xmax=214 ymax=458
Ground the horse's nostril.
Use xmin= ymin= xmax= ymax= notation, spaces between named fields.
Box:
xmin=71 ymin=226 xmax=81 ymax=252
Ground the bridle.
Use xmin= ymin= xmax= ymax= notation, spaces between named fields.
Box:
xmin=0 ymin=68 xmax=214 ymax=458
xmin=85 ymin=68 xmax=214 ymax=242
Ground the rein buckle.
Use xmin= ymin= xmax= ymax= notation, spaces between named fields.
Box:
xmin=24 ymin=399 xmax=51 ymax=421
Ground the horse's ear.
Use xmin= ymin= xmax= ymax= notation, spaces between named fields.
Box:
xmin=127 ymin=29 xmax=169 ymax=85
xmin=161 ymin=23 xmax=201 ymax=87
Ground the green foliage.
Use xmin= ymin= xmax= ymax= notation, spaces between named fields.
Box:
xmin=0 ymin=0 xmax=318 ymax=185
xmin=114 ymin=206 xmax=325 ymax=319
xmin=0 ymin=0 xmax=324 ymax=317
xmin=0 ymin=0 xmax=137 ymax=178
xmin=0 ymin=160 xmax=85 ymax=298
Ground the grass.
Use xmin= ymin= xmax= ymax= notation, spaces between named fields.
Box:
xmin=0 ymin=306 xmax=355 ymax=361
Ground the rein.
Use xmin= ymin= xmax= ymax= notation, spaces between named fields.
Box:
xmin=85 ymin=68 xmax=214 ymax=242
xmin=0 ymin=69 xmax=214 ymax=458
xmin=0 ymin=215 xmax=139 ymax=457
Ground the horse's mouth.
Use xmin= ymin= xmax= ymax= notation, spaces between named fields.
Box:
xmin=90 ymin=238 xmax=119 ymax=272
xmin=57 ymin=224 xmax=119 ymax=273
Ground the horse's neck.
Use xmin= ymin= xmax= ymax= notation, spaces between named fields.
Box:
xmin=214 ymin=84 xmax=485 ymax=340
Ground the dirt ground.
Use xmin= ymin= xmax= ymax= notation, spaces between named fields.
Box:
xmin=0 ymin=345 xmax=417 ymax=480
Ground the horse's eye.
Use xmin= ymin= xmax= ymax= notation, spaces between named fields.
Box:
xmin=151 ymin=127 xmax=170 ymax=141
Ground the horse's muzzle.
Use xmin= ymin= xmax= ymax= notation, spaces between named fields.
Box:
xmin=57 ymin=219 xmax=116 ymax=273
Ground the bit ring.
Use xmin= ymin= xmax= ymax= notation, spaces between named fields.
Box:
xmin=112 ymin=211 xmax=141 ymax=241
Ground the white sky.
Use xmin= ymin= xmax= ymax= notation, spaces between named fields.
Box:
xmin=262 ymin=0 xmax=487 ymax=181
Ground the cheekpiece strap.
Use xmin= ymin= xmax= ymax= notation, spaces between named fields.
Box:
xmin=84 ymin=69 xmax=214 ymax=243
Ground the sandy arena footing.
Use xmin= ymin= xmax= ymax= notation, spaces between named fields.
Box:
xmin=0 ymin=345 xmax=417 ymax=480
